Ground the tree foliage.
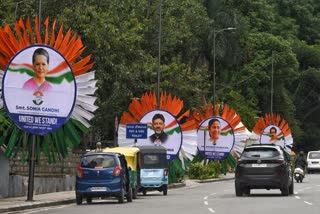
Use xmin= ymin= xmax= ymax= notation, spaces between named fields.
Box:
xmin=1 ymin=0 xmax=320 ymax=151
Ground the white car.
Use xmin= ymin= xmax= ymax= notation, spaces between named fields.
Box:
xmin=307 ymin=151 xmax=320 ymax=173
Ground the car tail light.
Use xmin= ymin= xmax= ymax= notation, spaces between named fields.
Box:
xmin=113 ymin=165 xmax=121 ymax=177
xmin=275 ymin=159 xmax=285 ymax=164
xmin=164 ymin=169 xmax=168 ymax=176
xmin=77 ymin=166 xmax=83 ymax=178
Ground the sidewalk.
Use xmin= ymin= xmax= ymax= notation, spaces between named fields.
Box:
xmin=0 ymin=173 xmax=234 ymax=213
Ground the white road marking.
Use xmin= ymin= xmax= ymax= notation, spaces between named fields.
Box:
xmin=295 ymin=196 xmax=300 ymax=199
xmin=22 ymin=205 xmax=71 ymax=214
xmin=24 ymin=208 xmax=49 ymax=214
xmin=208 ymin=208 xmax=215 ymax=213
xmin=304 ymin=201 xmax=313 ymax=205
xmin=203 ymin=193 xmax=218 ymax=213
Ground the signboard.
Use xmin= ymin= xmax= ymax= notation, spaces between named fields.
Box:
xmin=2 ymin=44 xmax=76 ymax=135
xmin=126 ymin=123 xmax=148 ymax=139
xmin=136 ymin=110 xmax=182 ymax=161
xmin=197 ymin=116 xmax=235 ymax=160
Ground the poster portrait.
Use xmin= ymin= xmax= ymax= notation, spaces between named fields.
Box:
xmin=137 ymin=110 xmax=182 ymax=161
xmin=197 ymin=116 xmax=235 ymax=160
xmin=2 ymin=44 xmax=76 ymax=135
xmin=260 ymin=125 xmax=285 ymax=148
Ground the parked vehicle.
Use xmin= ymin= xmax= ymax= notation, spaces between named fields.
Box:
xmin=137 ymin=145 xmax=169 ymax=195
xmin=75 ymin=152 xmax=132 ymax=204
xmin=103 ymin=146 xmax=140 ymax=199
xmin=307 ymin=151 xmax=320 ymax=173
xmin=235 ymin=144 xmax=294 ymax=196
xmin=294 ymin=167 xmax=304 ymax=183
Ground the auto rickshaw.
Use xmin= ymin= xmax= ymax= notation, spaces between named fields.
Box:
xmin=102 ymin=146 xmax=140 ymax=199
xmin=137 ymin=145 xmax=168 ymax=195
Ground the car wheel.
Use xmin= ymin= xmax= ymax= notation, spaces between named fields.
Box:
xmin=143 ymin=189 xmax=147 ymax=196
xmin=132 ymin=188 xmax=138 ymax=199
xmin=118 ymin=185 xmax=125 ymax=203
xmin=289 ymin=181 xmax=294 ymax=195
xmin=244 ymin=188 xmax=250 ymax=195
xmin=163 ymin=184 xmax=168 ymax=196
xmin=281 ymin=184 xmax=289 ymax=196
xmin=127 ymin=187 xmax=133 ymax=202
xmin=86 ymin=197 xmax=92 ymax=204
xmin=76 ymin=195 xmax=82 ymax=205
xmin=235 ymin=184 xmax=243 ymax=197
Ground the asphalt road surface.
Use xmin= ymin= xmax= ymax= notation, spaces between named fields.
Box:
xmin=5 ymin=174 xmax=320 ymax=214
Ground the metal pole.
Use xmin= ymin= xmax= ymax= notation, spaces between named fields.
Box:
xmin=27 ymin=135 xmax=36 ymax=201
xmin=213 ymin=31 xmax=216 ymax=116
xmin=212 ymin=28 xmax=236 ymax=115
xmin=203 ymin=130 xmax=207 ymax=164
xmin=270 ymin=51 xmax=274 ymax=122
xmin=157 ymin=0 xmax=162 ymax=109
xmin=38 ymin=0 xmax=42 ymax=32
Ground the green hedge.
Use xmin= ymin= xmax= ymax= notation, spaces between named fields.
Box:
xmin=187 ymin=161 xmax=222 ymax=180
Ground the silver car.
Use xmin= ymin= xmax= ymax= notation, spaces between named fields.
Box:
xmin=307 ymin=151 xmax=320 ymax=173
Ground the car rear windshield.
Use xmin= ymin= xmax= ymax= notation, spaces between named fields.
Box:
xmin=80 ymin=154 xmax=116 ymax=169
xmin=243 ymin=148 xmax=281 ymax=158
xmin=309 ymin=152 xmax=320 ymax=159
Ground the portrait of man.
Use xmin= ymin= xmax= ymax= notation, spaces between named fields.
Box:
xmin=260 ymin=125 xmax=285 ymax=148
xmin=136 ymin=110 xmax=182 ymax=161
xmin=149 ymin=113 xmax=168 ymax=145
xmin=269 ymin=126 xmax=277 ymax=144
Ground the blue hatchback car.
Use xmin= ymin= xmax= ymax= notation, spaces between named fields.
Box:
xmin=75 ymin=152 xmax=132 ymax=204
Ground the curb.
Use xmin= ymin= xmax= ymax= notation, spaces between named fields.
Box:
xmin=0 ymin=199 xmax=75 ymax=213
xmin=194 ymin=176 xmax=235 ymax=183
xmin=168 ymin=182 xmax=186 ymax=189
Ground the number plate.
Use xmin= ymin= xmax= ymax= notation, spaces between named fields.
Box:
xmin=251 ymin=164 xmax=267 ymax=167
xmin=91 ymin=187 xmax=107 ymax=191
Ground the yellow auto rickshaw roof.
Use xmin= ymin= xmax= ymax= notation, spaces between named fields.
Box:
xmin=102 ymin=146 xmax=139 ymax=157
xmin=102 ymin=146 xmax=139 ymax=170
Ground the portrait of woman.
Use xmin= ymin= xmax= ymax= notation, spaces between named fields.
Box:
xmin=23 ymin=48 xmax=52 ymax=92
xmin=197 ymin=117 xmax=235 ymax=160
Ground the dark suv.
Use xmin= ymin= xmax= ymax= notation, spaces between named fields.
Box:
xmin=235 ymin=144 xmax=294 ymax=196
xmin=75 ymin=152 xmax=132 ymax=204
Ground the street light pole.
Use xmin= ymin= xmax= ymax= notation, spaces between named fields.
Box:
xmin=212 ymin=27 xmax=236 ymax=115
xmin=157 ymin=0 xmax=162 ymax=109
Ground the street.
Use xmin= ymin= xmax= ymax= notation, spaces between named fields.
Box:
xmin=6 ymin=174 xmax=320 ymax=214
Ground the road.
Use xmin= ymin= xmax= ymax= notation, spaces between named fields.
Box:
xmin=6 ymin=174 xmax=320 ymax=214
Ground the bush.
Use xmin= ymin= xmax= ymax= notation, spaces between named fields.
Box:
xmin=187 ymin=161 xmax=222 ymax=180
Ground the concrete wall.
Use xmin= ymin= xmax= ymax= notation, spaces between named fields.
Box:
xmin=0 ymin=150 xmax=10 ymax=198
xmin=8 ymin=175 xmax=76 ymax=197
xmin=0 ymin=150 xmax=83 ymax=198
